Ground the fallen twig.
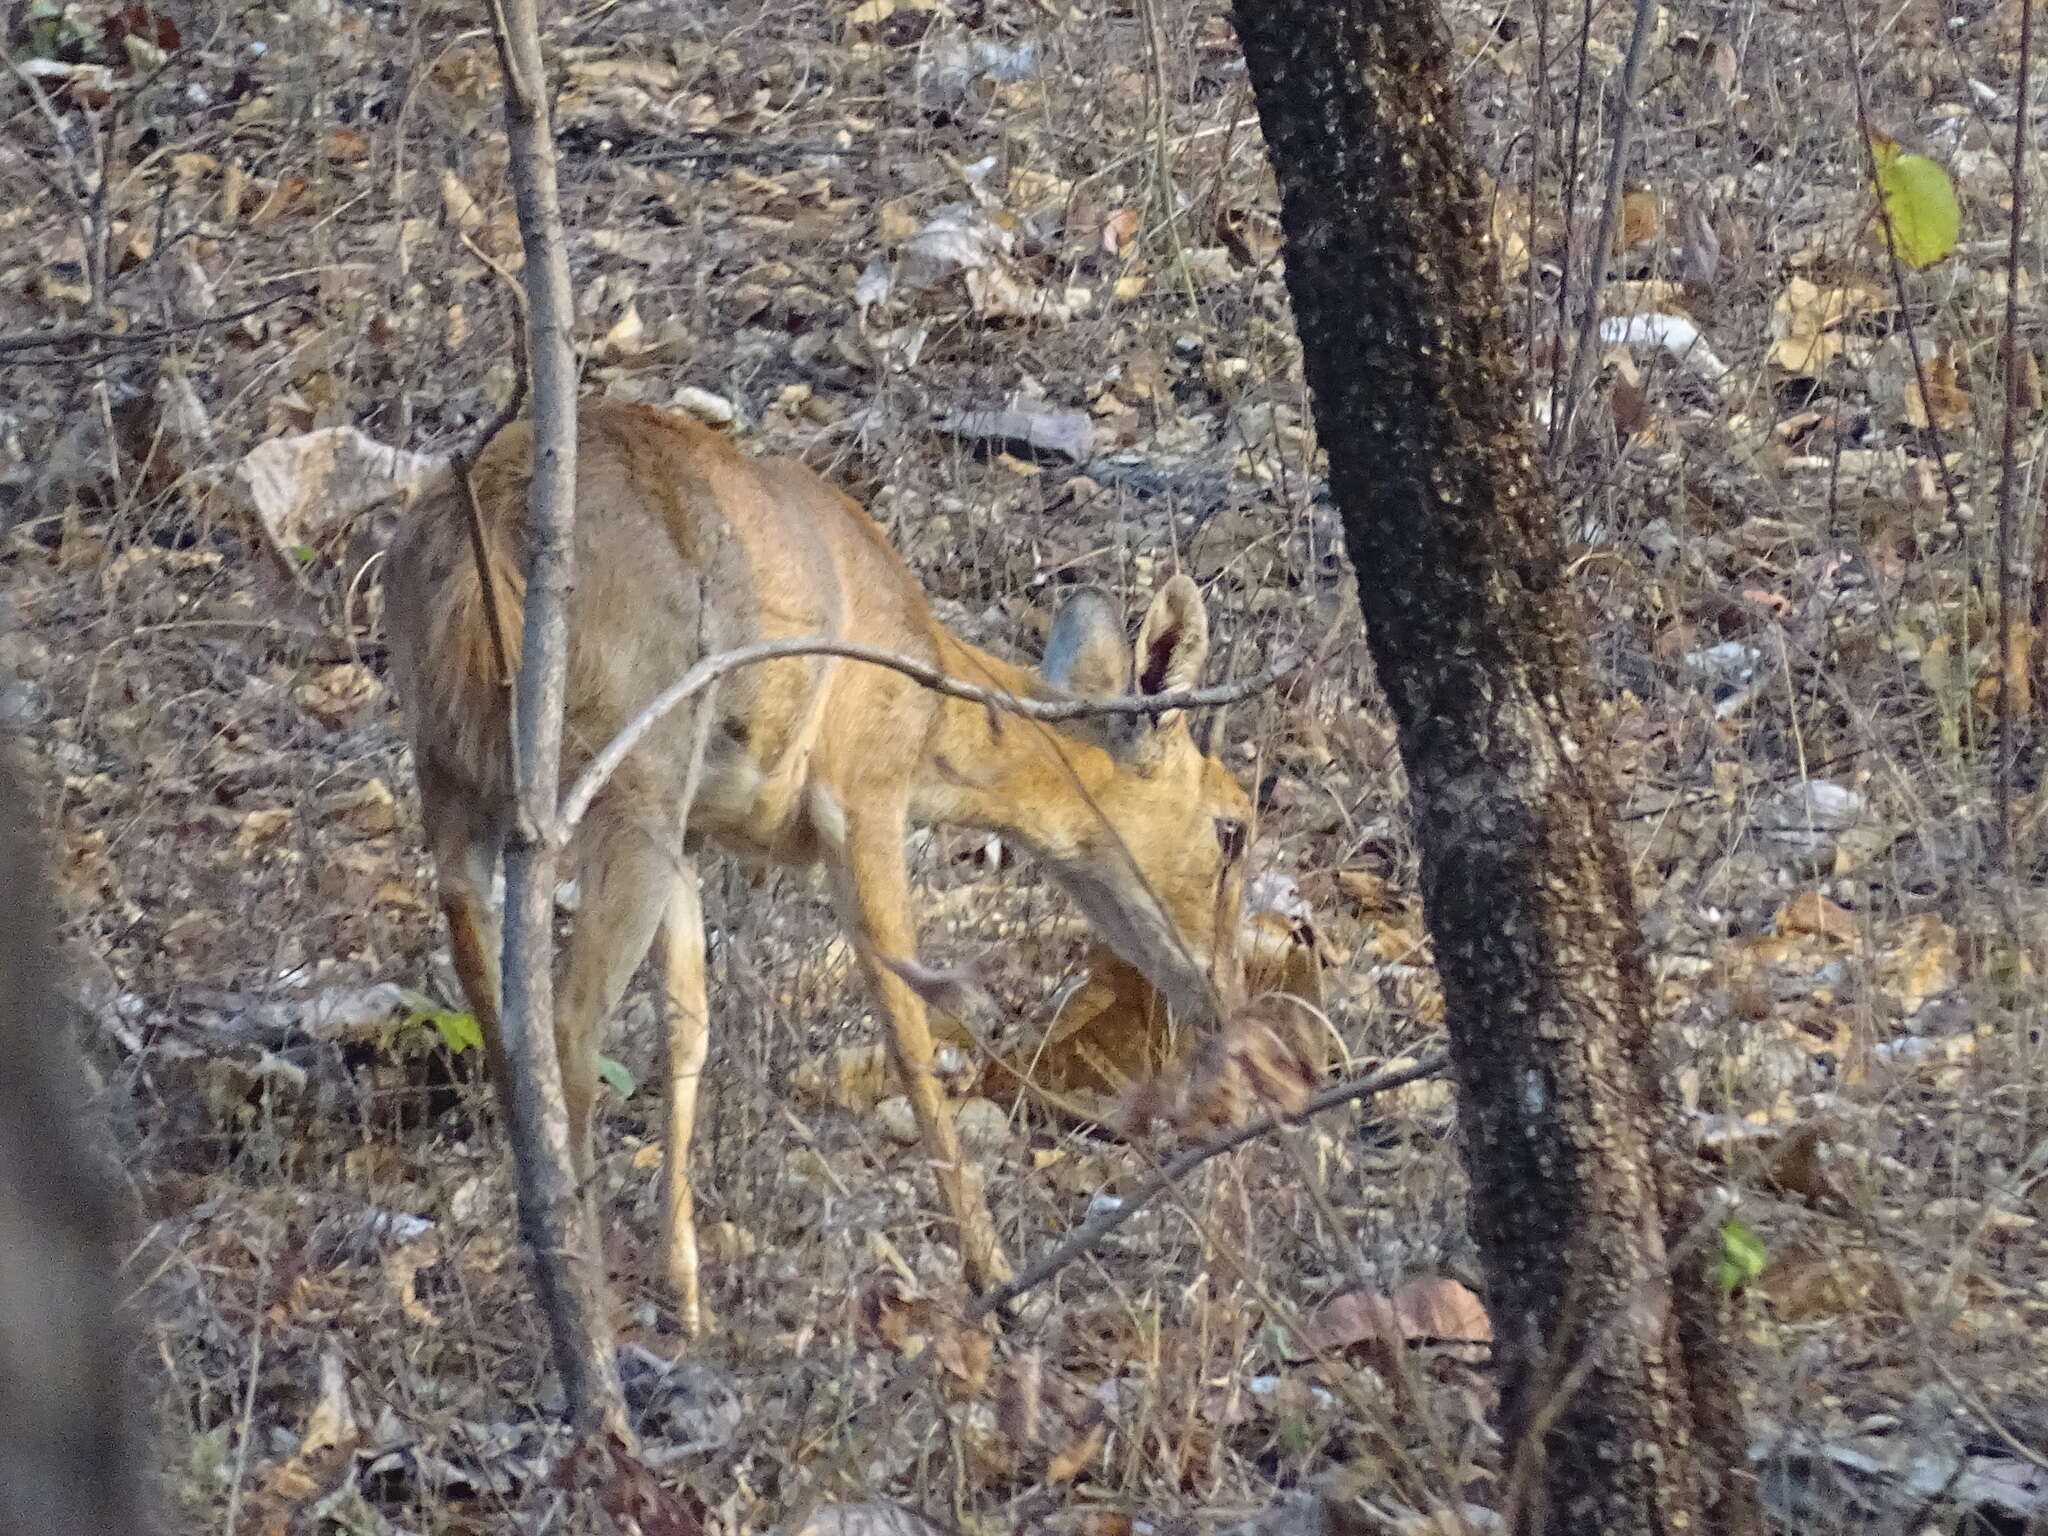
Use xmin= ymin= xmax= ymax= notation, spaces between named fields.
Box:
xmin=0 ymin=287 xmax=313 ymax=361
xmin=770 ymin=1051 xmax=1449 ymax=1536
xmin=966 ymin=1052 xmax=1449 ymax=1323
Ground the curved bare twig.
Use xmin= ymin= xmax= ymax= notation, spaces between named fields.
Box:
xmin=557 ymin=635 xmax=1306 ymax=836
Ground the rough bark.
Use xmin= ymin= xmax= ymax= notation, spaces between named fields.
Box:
xmin=1227 ymin=2 xmax=1763 ymax=1532
xmin=0 ymin=744 xmax=147 ymax=1536
xmin=484 ymin=0 xmax=628 ymax=1436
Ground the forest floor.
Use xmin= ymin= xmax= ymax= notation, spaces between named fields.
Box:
xmin=3 ymin=0 xmax=2047 ymax=1529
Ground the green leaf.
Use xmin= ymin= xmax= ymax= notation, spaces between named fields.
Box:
xmin=399 ymin=990 xmax=484 ymax=1055
xmin=1870 ymin=139 xmax=1960 ymax=269
xmin=15 ymin=0 xmax=90 ymax=62
xmin=597 ymin=1055 xmax=636 ymax=1100
xmin=1715 ymin=1217 xmax=1768 ymax=1294
xmin=433 ymin=1009 xmax=485 ymax=1054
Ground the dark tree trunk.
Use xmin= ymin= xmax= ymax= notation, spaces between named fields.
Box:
xmin=1227 ymin=3 xmax=1762 ymax=1532
xmin=0 ymin=744 xmax=147 ymax=1536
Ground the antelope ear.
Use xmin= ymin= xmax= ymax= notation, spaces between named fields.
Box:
xmin=1133 ymin=574 xmax=1210 ymax=702
xmin=1042 ymin=587 xmax=1130 ymax=699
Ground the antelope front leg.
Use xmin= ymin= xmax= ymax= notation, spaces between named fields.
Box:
xmin=657 ymin=860 xmax=712 ymax=1334
xmin=829 ymin=805 xmax=1011 ymax=1294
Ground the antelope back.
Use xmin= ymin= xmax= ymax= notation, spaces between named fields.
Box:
xmin=385 ymin=400 xmax=955 ymax=855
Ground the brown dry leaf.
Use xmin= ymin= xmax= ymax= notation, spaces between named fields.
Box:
xmin=374 ymin=879 xmax=428 ymax=914
xmin=295 ymin=665 xmax=380 ymax=726
xmin=1769 ymin=328 xmax=1845 ymax=376
xmin=231 ymin=425 xmax=446 ymax=567
xmin=321 ymin=778 xmax=399 ymax=837
xmin=324 ymin=125 xmax=371 ymax=161
xmin=1774 ymin=406 xmax=1834 ymax=442
xmin=220 ymin=160 xmax=249 ymax=223
xmin=1609 ymin=346 xmax=1653 ymax=439
xmin=1170 ymin=995 xmax=1325 ymax=1134
xmin=1877 ymin=912 xmax=1960 ymax=1013
xmin=1762 ymin=1121 xmax=1853 ymax=1206
xmin=1619 ymin=188 xmax=1661 ymax=250
xmin=248 ymin=174 xmax=308 ymax=230
xmin=1333 ymin=868 xmax=1403 ymax=917
xmin=856 ymin=1274 xmax=936 ymax=1355
xmin=1299 ymin=1288 xmax=1401 ymax=1355
xmin=2015 ymin=347 xmax=2045 ymax=413
xmin=932 ymin=1322 xmax=992 ymax=1394
xmin=1045 ymin=1415 xmax=1107 ymax=1485
xmin=844 ymin=0 xmax=941 ymax=30
xmin=557 ymin=1436 xmax=707 ymax=1536
xmin=427 ymin=42 xmax=499 ymax=107
xmin=1477 ymin=170 xmax=1530 ymax=279
xmin=990 ymin=1350 xmax=1115 ymax=1484
xmin=792 ymin=1042 xmax=893 ymax=1111
xmin=1768 ymin=278 xmax=1887 ymax=376
xmin=1243 ymin=908 xmax=1329 ymax=1002
xmin=1393 ymin=1276 xmax=1492 ymax=1342
xmin=385 ymin=1235 xmax=444 ymax=1327
xmin=236 ymin=807 xmax=294 ymax=849
xmin=1774 ymin=890 xmax=1861 ymax=945
xmin=1970 ymin=618 xmax=2033 ymax=718
xmin=986 ymin=944 xmax=1173 ymax=1107
xmin=1904 ymin=350 xmax=1971 ymax=431
xmin=1100 ymin=206 xmax=1139 ymax=257
xmin=1760 ymin=1238 xmax=1900 ymax=1322
xmin=598 ymin=302 xmax=645 ymax=358
xmin=170 ymin=157 xmax=221 ymax=199
xmin=440 ymin=168 xmax=485 ymax=233
xmin=1029 ymin=1144 xmax=1126 ymax=1197
xmin=1299 ymin=1277 xmax=1491 ymax=1355
xmin=258 ymin=1348 xmax=357 ymax=1503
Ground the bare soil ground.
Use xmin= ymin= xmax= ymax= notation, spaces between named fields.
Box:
xmin=3 ymin=0 xmax=2047 ymax=1528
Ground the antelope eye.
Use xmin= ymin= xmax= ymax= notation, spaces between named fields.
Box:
xmin=1214 ymin=816 xmax=1248 ymax=861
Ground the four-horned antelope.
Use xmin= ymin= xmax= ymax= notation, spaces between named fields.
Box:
xmin=386 ymin=397 xmax=1253 ymax=1331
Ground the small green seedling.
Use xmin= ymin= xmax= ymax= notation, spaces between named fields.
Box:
xmin=398 ymin=990 xmax=483 ymax=1056
xmin=1714 ymin=1216 xmax=1768 ymax=1295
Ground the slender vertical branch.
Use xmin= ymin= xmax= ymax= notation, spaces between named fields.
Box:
xmin=1837 ymin=2 xmax=1969 ymax=541
xmin=1544 ymin=0 xmax=1595 ymax=436
xmin=1550 ymin=0 xmax=1657 ymax=459
xmin=1995 ymin=0 xmax=2035 ymax=875
xmin=478 ymin=0 xmax=629 ymax=1438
